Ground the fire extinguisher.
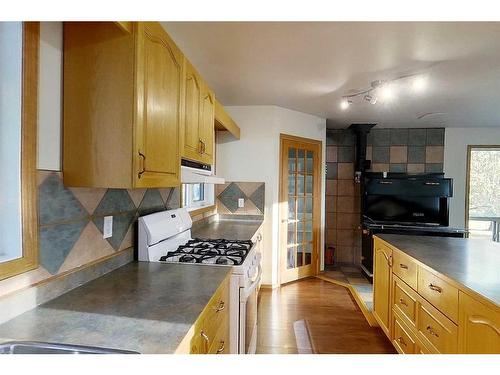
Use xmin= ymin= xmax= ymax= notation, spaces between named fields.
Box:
xmin=325 ymin=246 xmax=335 ymax=265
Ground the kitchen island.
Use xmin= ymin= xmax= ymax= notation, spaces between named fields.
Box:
xmin=0 ymin=262 xmax=231 ymax=354
xmin=372 ymin=234 xmax=500 ymax=354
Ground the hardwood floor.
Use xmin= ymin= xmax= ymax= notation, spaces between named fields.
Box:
xmin=256 ymin=278 xmax=396 ymax=354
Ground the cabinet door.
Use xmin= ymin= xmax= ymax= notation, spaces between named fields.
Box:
xmin=373 ymin=239 xmax=393 ymax=338
xmin=182 ymin=59 xmax=203 ymax=161
xmin=458 ymin=292 xmax=500 ymax=353
xmin=135 ymin=22 xmax=183 ymax=187
xmin=199 ymin=84 xmax=215 ymax=165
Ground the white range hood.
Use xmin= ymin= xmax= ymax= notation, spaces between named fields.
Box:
xmin=181 ymin=164 xmax=225 ymax=184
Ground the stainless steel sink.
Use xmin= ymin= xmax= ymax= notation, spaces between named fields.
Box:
xmin=0 ymin=341 xmax=139 ymax=354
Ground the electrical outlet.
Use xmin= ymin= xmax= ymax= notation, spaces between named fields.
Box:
xmin=103 ymin=216 xmax=113 ymax=239
xmin=238 ymin=198 xmax=245 ymax=208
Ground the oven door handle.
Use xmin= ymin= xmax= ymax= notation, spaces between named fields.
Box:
xmin=240 ymin=264 xmax=262 ymax=301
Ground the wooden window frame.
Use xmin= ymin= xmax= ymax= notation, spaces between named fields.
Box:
xmin=0 ymin=22 xmax=39 ymax=280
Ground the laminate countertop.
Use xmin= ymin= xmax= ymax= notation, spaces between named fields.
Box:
xmin=0 ymin=262 xmax=231 ymax=353
xmin=376 ymin=234 xmax=500 ymax=307
xmin=191 ymin=217 xmax=263 ymax=241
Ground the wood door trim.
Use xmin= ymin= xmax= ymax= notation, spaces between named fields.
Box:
xmin=278 ymin=133 xmax=323 ymax=285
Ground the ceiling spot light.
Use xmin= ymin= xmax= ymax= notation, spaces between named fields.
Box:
xmin=364 ymin=94 xmax=377 ymax=105
xmin=379 ymin=84 xmax=395 ymax=102
xmin=412 ymin=76 xmax=427 ymax=93
xmin=340 ymin=98 xmax=350 ymax=110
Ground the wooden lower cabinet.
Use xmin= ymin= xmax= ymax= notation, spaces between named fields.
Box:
xmin=417 ymin=298 xmax=458 ymax=354
xmin=458 ymin=292 xmax=500 ymax=354
xmin=392 ymin=314 xmax=418 ymax=354
xmin=186 ymin=275 xmax=230 ymax=354
xmin=373 ymin=239 xmax=393 ymax=337
xmin=374 ymin=236 xmax=500 ymax=354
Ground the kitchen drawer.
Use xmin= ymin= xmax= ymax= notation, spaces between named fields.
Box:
xmin=189 ymin=276 xmax=230 ymax=354
xmin=393 ymin=250 xmax=418 ymax=290
xmin=208 ymin=319 xmax=229 ymax=354
xmin=393 ymin=275 xmax=418 ymax=327
xmin=392 ymin=314 xmax=418 ymax=354
xmin=202 ymin=278 xmax=229 ymax=348
xmin=418 ymin=267 xmax=458 ymax=323
xmin=417 ymin=298 xmax=458 ymax=354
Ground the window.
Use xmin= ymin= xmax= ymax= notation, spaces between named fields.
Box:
xmin=0 ymin=22 xmax=39 ymax=280
xmin=182 ymin=183 xmax=214 ymax=211
xmin=466 ymin=146 xmax=500 ymax=242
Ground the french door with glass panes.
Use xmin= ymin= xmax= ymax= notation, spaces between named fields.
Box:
xmin=279 ymin=134 xmax=322 ymax=284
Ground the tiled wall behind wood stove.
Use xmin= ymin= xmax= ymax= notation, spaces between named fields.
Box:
xmin=325 ymin=127 xmax=445 ymax=265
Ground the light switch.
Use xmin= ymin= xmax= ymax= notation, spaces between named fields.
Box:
xmin=103 ymin=216 xmax=113 ymax=239
xmin=238 ymin=198 xmax=245 ymax=208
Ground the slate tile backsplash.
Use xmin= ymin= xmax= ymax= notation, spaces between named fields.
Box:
xmin=216 ymin=182 xmax=265 ymax=216
xmin=325 ymin=127 xmax=445 ymax=265
xmin=38 ymin=171 xmax=180 ymax=276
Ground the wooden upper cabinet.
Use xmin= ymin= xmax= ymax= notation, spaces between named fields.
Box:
xmin=199 ymin=84 xmax=215 ymax=164
xmin=181 ymin=59 xmax=215 ymax=165
xmin=373 ymin=238 xmax=393 ymax=338
xmin=63 ymin=22 xmax=182 ymax=188
xmin=135 ymin=22 xmax=183 ymax=187
xmin=458 ymin=292 xmax=500 ymax=353
xmin=182 ymin=60 xmax=203 ymax=161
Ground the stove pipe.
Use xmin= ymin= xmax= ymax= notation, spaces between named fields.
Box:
xmin=348 ymin=123 xmax=377 ymax=183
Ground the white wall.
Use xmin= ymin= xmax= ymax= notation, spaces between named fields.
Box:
xmin=444 ymin=127 xmax=500 ymax=228
xmin=216 ymin=106 xmax=326 ymax=286
xmin=37 ymin=22 xmax=62 ymax=171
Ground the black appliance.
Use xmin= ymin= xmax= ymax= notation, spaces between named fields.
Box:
xmin=360 ymin=172 xmax=467 ymax=279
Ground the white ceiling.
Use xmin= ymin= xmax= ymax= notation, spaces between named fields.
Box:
xmin=162 ymin=22 xmax=500 ymax=128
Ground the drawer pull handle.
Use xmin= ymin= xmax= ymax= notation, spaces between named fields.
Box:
xmin=216 ymin=340 xmax=225 ymax=354
xmin=200 ymin=330 xmax=209 ymax=343
xmin=396 ymin=336 xmax=407 ymax=347
xmin=399 ymin=263 xmax=408 ymax=269
xmin=428 ymin=284 xmax=442 ymax=293
xmin=426 ymin=325 xmax=439 ymax=338
xmin=399 ymin=298 xmax=408 ymax=307
xmin=214 ymin=300 xmax=225 ymax=313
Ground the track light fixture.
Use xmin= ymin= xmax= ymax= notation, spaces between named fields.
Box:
xmin=339 ymin=74 xmax=428 ymax=110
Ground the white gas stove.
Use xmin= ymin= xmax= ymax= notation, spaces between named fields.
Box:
xmin=138 ymin=208 xmax=261 ymax=354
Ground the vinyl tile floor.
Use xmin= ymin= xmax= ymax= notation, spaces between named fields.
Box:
xmin=322 ymin=264 xmax=373 ymax=311
xmin=256 ymin=278 xmax=395 ymax=354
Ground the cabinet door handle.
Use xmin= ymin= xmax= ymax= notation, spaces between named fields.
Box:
xmin=138 ymin=151 xmax=146 ymax=178
xmin=216 ymin=340 xmax=225 ymax=354
xmin=257 ymin=233 xmax=262 ymax=242
xmin=428 ymin=284 xmax=442 ymax=293
xmin=200 ymin=330 xmax=209 ymax=343
xmin=426 ymin=325 xmax=439 ymax=337
xmin=399 ymin=298 xmax=408 ymax=307
xmin=399 ymin=263 xmax=408 ymax=269
xmin=396 ymin=336 xmax=407 ymax=347
xmin=378 ymin=250 xmax=392 ymax=267
xmin=202 ymin=140 xmax=206 ymax=154
xmin=213 ymin=300 xmax=225 ymax=312
xmin=198 ymin=139 xmax=203 ymax=154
